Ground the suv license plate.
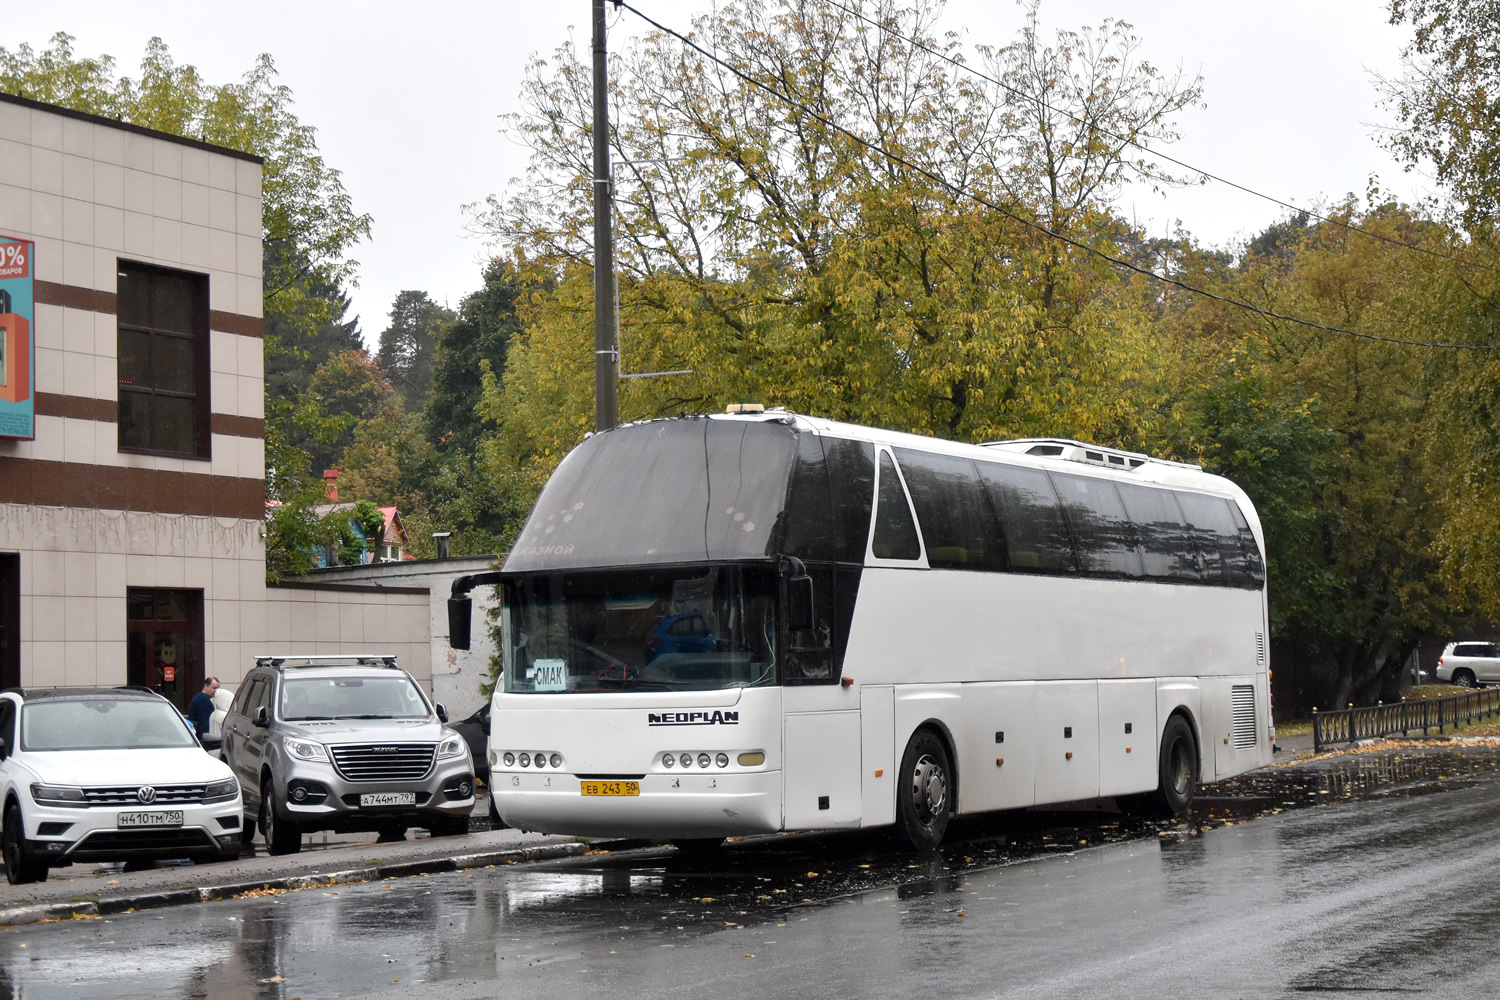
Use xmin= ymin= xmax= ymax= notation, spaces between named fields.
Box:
xmin=580 ymin=781 xmax=639 ymax=796
xmin=359 ymin=792 xmax=416 ymax=807
xmin=118 ymin=810 xmax=184 ymax=828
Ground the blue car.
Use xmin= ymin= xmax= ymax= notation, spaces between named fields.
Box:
xmin=646 ymin=612 xmax=717 ymax=661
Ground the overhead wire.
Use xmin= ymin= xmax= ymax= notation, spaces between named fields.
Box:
xmin=824 ymin=0 xmax=1495 ymax=275
xmin=615 ymin=1 xmax=1496 ymax=351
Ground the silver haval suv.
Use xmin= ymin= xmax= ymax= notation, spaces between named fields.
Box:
xmin=220 ymin=655 xmax=474 ymax=855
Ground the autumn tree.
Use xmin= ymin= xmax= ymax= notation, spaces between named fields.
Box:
xmin=1172 ymin=202 xmax=1464 ymax=706
xmin=478 ymin=0 xmax=1204 ymax=489
xmin=1383 ymin=0 xmax=1500 ymax=229
xmin=1376 ymin=1 xmax=1500 ymax=621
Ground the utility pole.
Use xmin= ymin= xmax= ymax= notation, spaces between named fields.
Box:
xmin=591 ymin=0 xmax=619 ymax=431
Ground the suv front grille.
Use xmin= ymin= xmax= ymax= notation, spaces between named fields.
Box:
xmin=84 ymin=784 xmax=207 ymax=805
xmin=330 ymin=743 xmax=436 ymax=782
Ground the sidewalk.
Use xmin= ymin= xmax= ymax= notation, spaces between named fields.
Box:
xmin=0 ymin=790 xmax=588 ymax=928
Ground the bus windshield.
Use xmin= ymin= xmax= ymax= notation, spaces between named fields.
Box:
xmin=502 ymin=564 xmax=778 ymax=693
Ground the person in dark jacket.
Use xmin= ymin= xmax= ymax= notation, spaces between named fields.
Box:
xmin=187 ymin=677 xmax=219 ymax=741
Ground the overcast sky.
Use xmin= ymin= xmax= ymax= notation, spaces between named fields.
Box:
xmin=12 ymin=1 xmax=1427 ymax=348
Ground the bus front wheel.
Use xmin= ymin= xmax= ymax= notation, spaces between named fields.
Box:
xmin=895 ymin=729 xmax=952 ymax=851
xmin=1148 ymin=715 xmax=1199 ymax=818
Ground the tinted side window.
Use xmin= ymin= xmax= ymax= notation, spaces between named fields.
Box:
xmin=230 ymin=677 xmax=261 ymax=715
xmin=1227 ymin=501 xmax=1266 ymax=587
xmin=1117 ymin=483 xmax=1199 ymax=582
xmin=871 ymin=451 xmax=921 ymax=561
xmin=1454 ymin=644 xmax=1496 ymax=658
xmin=1051 ymin=473 xmax=1142 ymax=578
xmin=782 ymin=435 xmax=875 ymax=564
xmin=977 ymin=462 xmax=1075 ymax=574
xmin=895 ymin=448 xmax=997 ymax=570
xmin=1174 ymin=492 xmax=1231 ymax=585
xmin=826 ymin=438 xmax=875 ymax=562
xmin=782 ymin=433 xmax=838 ymax=561
xmin=251 ymin=678 xmax=274 ymax=717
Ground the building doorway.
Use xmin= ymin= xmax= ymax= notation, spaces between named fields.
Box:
xmin=0 ymin=554 xmax=18 ymax=689
xmin=126 ymin=588 xmax=204 ymax=711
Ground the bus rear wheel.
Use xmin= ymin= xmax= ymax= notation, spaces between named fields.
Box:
xmin=1147 ymin=715 xmax=1199 ymax=818
xmin=895 ymin=729 xmax=951 ymax=851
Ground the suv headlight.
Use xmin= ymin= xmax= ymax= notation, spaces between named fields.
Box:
xmin=284 ymin=737 xmax=330 ymax=762
xmin=30 ymin=783 xmax=87 ymax=806
xmin=436 ymin=737 xmax=466 ymax=760
xmin=203 ymin=779 xmax=240 ymax=804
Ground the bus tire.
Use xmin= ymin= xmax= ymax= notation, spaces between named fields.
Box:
xmin=1148 ymin=715 xmax=1199 ymax=818
xmin=894 ymin=729 xmax=952 ymax=851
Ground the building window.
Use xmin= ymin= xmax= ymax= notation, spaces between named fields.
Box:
xmin=117 ymin=262 xmax=210 ymax=458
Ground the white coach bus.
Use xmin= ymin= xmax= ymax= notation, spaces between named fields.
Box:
xmin=447 ymin=409 xmax=1271 ymax=849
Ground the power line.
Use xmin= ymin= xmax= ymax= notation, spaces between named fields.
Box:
xmin=824 ymin=0 xmax=1495 ymax=275
xmin=615 ymin=2 xmax=1496 ymax=352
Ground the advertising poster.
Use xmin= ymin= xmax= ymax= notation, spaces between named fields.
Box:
xmin=0 ymin=234 xmax=35 ymax=440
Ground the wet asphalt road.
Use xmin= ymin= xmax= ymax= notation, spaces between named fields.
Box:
xmin=4 ymin=746 xmax=1500 ymax=999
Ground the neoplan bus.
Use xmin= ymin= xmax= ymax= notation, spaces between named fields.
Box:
xmin=448 ymin=409 xmax=1271 ymax=849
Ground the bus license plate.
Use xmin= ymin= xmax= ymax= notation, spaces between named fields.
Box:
xmin=580 ymin=781 xmax=639 ymax=797
xmin=118 ymin=810 xmax=183 ymax=828
xmin=359 ymin=792 xmax=416 ymax=807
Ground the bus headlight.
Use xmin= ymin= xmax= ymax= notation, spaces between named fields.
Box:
xmin=697 ymin=753 xmax=711 ymax=768
xmin=716 ymin=753 xmax=729 ymax=768
xmin=662 ymin=754 xmax=675 ymax=768
xmin=549 ymin=753 xmax=562 ymax=768
xmin=503 ymin=752 xmax=516 ymax=767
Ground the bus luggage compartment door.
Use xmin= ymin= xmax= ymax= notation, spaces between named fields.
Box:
xmin=784 ymin=712 xmax=862 ymax=829
xmin=1098 ymin=678 xmax=1157 ymax=797
xmin=1033 ymin=681 xmax=1100 ymax=804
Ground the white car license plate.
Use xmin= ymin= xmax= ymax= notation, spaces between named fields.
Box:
xmin=117 ymin=810 xmax=184 ymax=828
xmin=359 ymin=792 xmax=416 ymax=807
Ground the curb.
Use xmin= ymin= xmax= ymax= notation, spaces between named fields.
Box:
xmin=0 ymin=841 xmax=589 ymax=929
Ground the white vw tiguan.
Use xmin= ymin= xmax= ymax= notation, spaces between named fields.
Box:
xmin=0 ymin=687 xmax=244 ymax=884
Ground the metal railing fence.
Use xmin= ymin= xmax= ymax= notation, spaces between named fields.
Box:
xmin=1312 ymin=688 xmax=1500 ymax=751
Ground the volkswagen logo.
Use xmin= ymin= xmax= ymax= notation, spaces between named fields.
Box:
xmin=137 ymin=786 xmax=158 ymax=804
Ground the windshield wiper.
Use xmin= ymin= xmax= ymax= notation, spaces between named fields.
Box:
xmin=288 ymin=715 xmax=336 ymax=721
xmin=338 ymin=714 xmax=397 ymax=719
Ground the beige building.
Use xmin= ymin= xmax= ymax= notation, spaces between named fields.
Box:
xmin=0 ymin=93 xmax=432 ymax=709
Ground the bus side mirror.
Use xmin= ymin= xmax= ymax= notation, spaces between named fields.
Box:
xmin=448 ymin=596 xmax=473 ymax=650
xmin=784 ymin=558 xmax=815 ymax=632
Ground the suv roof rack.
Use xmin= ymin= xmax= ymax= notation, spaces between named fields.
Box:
xmin=253 ymin=654 xmax=401 ymax=670
xmin=980 ymin=438 xmax=1201 ymax=472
